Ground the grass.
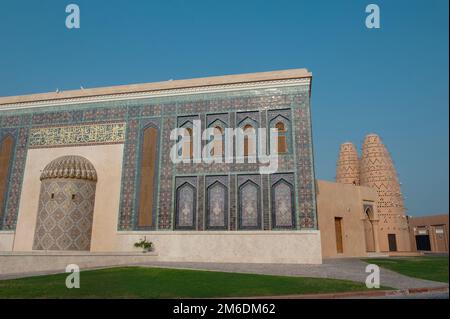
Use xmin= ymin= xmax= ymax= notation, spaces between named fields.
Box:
xmin=0 ymin=266 xmax=380 ymax=299
xmin=365 ymin=256 xmax=449 ymax=283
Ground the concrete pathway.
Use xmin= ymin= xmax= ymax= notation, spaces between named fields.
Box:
xmin=132 ymin=258 xmax=448 ymax=290
xmin=1 ymin=258 xmax=448 ymax=291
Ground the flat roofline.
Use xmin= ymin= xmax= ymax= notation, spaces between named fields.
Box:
xmin=0 ymin=68 xmax=311 ymax=106
xmin=410 ymin=213 xmax=449 ymax=219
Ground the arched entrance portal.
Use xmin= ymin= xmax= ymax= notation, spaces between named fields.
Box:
xmin=33 ymin=156 xmax=97 ymax=251
xmin=363 ymin=206 xmax=376 ymax=252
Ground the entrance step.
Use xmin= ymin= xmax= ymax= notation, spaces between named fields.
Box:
xmin=388 ymin=251 xmax=424 ymax=257
xmin=366 ymin=252 xmax=389 ymax=258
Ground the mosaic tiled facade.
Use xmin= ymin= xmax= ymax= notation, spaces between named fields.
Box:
xmin=0 ymin=76 xmax=317 ymax=232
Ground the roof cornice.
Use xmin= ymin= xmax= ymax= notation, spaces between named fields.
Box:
xmin=0 ymin=68 xmax=311 ymax=109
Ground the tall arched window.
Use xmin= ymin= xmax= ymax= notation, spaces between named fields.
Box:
xmin=206 ymin=181 xmax=227 ymax=229
xmin=0 ymin=136 xmax=14 ymax=227
xmin=175 ymin=181 xmax=196 ymax=229
xmin=275 ymin=121 xmax=288 ymax=154
xmin=182 ymin=127 xmax=193 ymax=160
xmin=238 ymin=180 xmax=261 ymax=229
xmin=243 ymin=124 xmax=256 ymax=157
xmin=137 ymin=125 xmax=159 ymax=228
xmin=271 ymin=179 xmax=295 ymax=228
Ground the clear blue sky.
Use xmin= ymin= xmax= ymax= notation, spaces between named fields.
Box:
xmin=0 ymin=0 xmax=448 ymax=216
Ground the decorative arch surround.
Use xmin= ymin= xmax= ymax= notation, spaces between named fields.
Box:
xmin=271 ymin=173 xmax=296 ymax=229
xmin=238 ymin=175 xmax=262 ymax=230
xmin=364 ymin=205 xmax=375 ymax=220
xmin=269 ymin=110 xmax=292 ymax=155
xmin=237 ymin=115 xmax=259 ymax=158
xmin=178 ymin=120 xmax=194 ymax=160
xmin=237 ymin=112 xmax=259 ymax=153
xmin=205 ymin=175 xmax=229 ymax=230
xmin=363 ymin=204 xmax=376 ymax=252
xmin=206 ymin=113 xmax=229 ymax=128
xmin=136 ymin=122 xmax=160 ymax=229
xmin=0 ymin=135 xmax=14 ymax=228
xmin=207 ymin=118 xmax=227 ymax=158
xmin=174 ymin=177 xmax=197 ymax=230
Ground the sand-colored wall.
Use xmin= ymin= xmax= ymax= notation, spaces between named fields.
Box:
xmin=13 ymin=144 xmax=124 ymax=251
xmin=0 ymin=231 xmax=14 ymax=251
xmin=376 ymin=219 xmax=411 ymax=252
xmin=316 ymin=180 xmax=379 ymax=258
xmin=114 ymin=231 xmax=322 ymax=264
xmin=409 ymin=214 xmax=449 ymax=252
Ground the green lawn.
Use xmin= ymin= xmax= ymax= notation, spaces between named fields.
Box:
xmin=365 ymin=256 xmax=449 ymax=283
xmin=0 ymin=266 xmax=378 ymax=299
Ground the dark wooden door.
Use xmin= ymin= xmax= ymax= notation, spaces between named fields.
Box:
xmin=388 ymin=234 xmax=397 ymax=252
xmin=415 ymin=235 xmax=431 ymax=251
xmin=335 ymin=217 xmax=343 ymax=254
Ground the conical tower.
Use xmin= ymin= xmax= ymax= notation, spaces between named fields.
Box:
xmin=360 ymin=134 xmax=404 ymax=214
xmin=336 ymin=142 xmax=360 ymax=185
xmin=360 ymin=133 xmax=410 ymax=251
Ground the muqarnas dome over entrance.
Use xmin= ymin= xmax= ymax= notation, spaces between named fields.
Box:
xmin=39 ymin=155 xmax=98 ymax=181
xmin=33 ymin=156 xmax=97 ymax=251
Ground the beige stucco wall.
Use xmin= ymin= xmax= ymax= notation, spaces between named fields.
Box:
xmin=377 ymin=219 xmax=411 ymax=252
xmin=409 ymin=214 xmax=449 ymax=252
xmin=13 ymin=144 xmax=124 ymax=251
xmin=0 ymin=231 xmax=15 ymax=251
xmin=115 ymin=230 xmax=322 ymax=264
xmin=316 ymin=180 xmax=378 ymax=258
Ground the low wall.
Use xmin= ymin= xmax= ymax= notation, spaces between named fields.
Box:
xmin=0 ymin=252 xmax=158 ymax=277
xmin=0 ymin=231 xmax=322 ymax=276
xmin=112 ymin=230 xmax=322 ymax=264
xmin=0 ymin=232 xmax=14 ymax=251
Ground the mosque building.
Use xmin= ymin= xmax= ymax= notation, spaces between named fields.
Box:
xmin=0 ymin=69 xmax=447 ymax=266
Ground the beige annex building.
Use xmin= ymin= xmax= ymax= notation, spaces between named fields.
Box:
xmin=318 ymin=136 xmax=412 ymax=258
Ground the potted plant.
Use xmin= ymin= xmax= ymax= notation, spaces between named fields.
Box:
xmin=134 ymin=237 xmax=153 ymax=253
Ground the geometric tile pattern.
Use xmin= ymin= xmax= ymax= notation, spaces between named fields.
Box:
xmin=292 ymin=95 xmax=317 ymax=228
xmin=0 ymin=127 xmax=28 ymax=230
xmin=237 ymin=175 xmax=262 ymax=230
xmin=205 ymin=175 xmax=228 ymax=230
xmin=174 ymin=176 xmax=197 ymax=230
xmin=33 ymin=179 xmax=96 ymax=251
xmin=271 ymin=173 xmax=296 ymax=229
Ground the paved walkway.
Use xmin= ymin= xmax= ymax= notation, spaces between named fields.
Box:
xmin=132 ymin=258 xmax=448 ymax=290
xmin=1 ymin=258 xmax=448 ymax=291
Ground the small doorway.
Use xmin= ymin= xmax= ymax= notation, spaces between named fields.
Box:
xmin=415 ymin=235 xmax=431 ymax=251
xmin=335 ymin=217 xmax=344 ymax=254
xmin=364 ymin=206 xmax=376 ymax=252
xmin=433 ymin=226 xmax=448 ymax=252
xmin=388 ymin=234 xmax=397 ymax=252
